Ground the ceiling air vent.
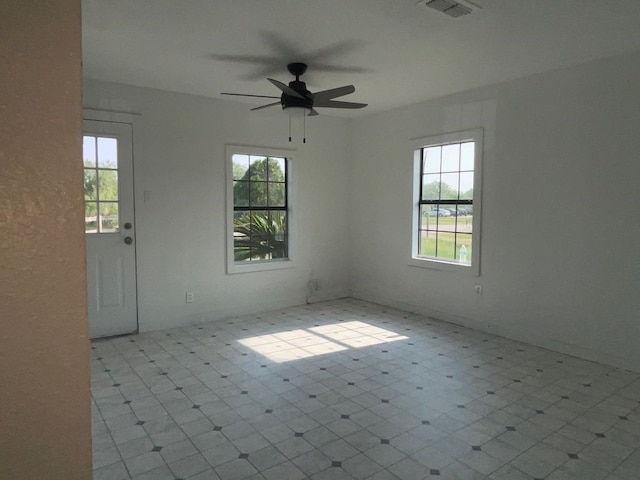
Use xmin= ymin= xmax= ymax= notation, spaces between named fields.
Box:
xmin=420 ymin=0 xmax=479 ymax=18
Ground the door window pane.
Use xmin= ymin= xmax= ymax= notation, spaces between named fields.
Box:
xmin=85 ymin=202 xmax=98 ymax=233
xmin=97 ymin=137 xmax=118 ymax=168
xmin=98 ymin=170 xmax=118 ymax=201
xmin=84 ymin=169 xmax=97 ymax=200
xmin=100 ymin=202 xmax=119 ymax=232
xmin=83 ymin=136 xmax=96 ymax=167
xmin=84 ymin=135 xmax=121 ymax=234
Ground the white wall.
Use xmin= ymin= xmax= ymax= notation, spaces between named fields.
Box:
xmin=350 ymin=50 xmax=640 ymax=371
xmin=83 ymin=80 xmax=353 ymax=331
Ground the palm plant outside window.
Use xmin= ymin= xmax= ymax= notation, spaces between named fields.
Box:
xmin=232 ymin=154 xmax=288 ymax=262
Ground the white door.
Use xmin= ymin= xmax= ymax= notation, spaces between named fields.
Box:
xmin=83 ymin=120 xmax=138 ymax=338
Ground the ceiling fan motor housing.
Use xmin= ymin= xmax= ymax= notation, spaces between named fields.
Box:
xmin=282 ymin=80 xmax=313 ymax=111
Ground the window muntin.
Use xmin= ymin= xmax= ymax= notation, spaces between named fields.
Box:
xmin=412 ymin=129 xmax=482 ymax=273
xmin=231 ymin=154 xmax=289 ymax=263
xmin=83 ymin=135 xmax=119 ymax=233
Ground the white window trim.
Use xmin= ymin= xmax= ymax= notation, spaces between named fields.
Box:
xmin=409 ymin=128 xmax=483 ymax=276
xmin=226 ymin=145 xmax=297 ymax=275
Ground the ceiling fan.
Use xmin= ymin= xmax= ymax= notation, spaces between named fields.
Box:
xmin=221 ymin=62 xmax=367 ymax=117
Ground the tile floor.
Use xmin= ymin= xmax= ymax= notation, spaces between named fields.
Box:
xmin=92 ymin=298 xmax=640 ymax=480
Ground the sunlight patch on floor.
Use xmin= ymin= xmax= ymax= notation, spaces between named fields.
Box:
xmin=237 ymin=320 xmax=409 ymax=363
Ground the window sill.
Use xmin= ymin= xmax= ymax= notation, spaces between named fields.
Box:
xmin=408 ymin=256 xmax=479 ymax=276
xmin=227 ymin=259 xmax=296 ymax=275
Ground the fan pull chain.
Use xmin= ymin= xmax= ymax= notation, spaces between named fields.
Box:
xmin=288 ymin=116 xmax=292 ymax=142
xmin=303 ymin=111 xmax=306 ymax=144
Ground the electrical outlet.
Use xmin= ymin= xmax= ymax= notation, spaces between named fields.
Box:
xmin=185 ymin=291 xmax=194 ymax=303
xmin=474 ymin=284 xmax=482 ymax=296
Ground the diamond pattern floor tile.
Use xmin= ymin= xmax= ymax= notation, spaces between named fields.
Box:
xmin=92 ymin=298 xmax=640 ymax=479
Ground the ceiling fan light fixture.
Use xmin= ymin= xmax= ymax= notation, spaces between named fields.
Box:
xmin=283 ymin=105 xmax=311 ymax=117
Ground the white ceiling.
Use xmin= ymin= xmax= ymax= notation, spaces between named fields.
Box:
xmin=82 ymin=0 xmax=640 ymax=117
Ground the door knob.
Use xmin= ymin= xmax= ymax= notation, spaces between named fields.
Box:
xmin=124 ymin=222 xmax=132 ymax=230
xmin=124 ymin=237 xmax=133 ymax=245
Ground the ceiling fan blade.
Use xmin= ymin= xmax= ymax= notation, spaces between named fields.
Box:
xmin=308 ymin=108 xmax=320 ymax=117
xmin=221 ymin=93 xmax=280 ymax=99
xmin=250 ymin=101 xmax=282 ymax=111
xmin=211 ymin=54 xmax=277 ymax=65
xmin=312 ymin=85 xmax=355 ymax=102
xmin=268 ymin=78 xmax=303 ymax=99
xmin=313 ymin=99 xmax=368 ymax=109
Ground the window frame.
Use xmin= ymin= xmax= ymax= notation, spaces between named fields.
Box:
xmin=226 ymin=145 xmax=296 ymax=275
xmin=409 ymin=129 xmax=483 ymax=276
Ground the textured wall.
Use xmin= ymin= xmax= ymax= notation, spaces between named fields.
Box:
xmin=0 ymin=1 xmax=91 ymax=478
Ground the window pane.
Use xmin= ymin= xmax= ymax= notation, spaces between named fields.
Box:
xmin=421 ymin=174 xmax=441 ymax=200
xmin=98 ymin=169 xmax=118 ymax=201
xmin=232 ymin=154 xmax=250 ymax=180
xmin=233 ymin=211 xmax=251 ymax=261
xmin=248 ymin=235 xmax=268 ymax=260
xmin=460 ymin=172 xmax=474 ymax=200
xmin=83 ymin=136 xmax=96 ymax=167
xmin=420 ymin=205 xmax=436 ymax=229
xmin=249 ymin=156 xmax=268 ymax=181
xmin=271 ymin=211 xmax=287 ymax=237
xmin=438 ymin=206 xmax=457 ymax=232
xmin=233 ymin=181 xmax=249 ymax=206
xmin=267 ymin=157 xmax=286 ymax=182
xmin=84 ymin=169 xmax=96 ymax=200
xmin=423 ymin=146 xmax=441 ymax=174
xmin=435 ymin=231 xmax=455 ymax=261
xmin=97 ymin=137 xmax=117 ymax=168
xmin=440 ymin=173 xmax=459 ymax=200
xmin=419 ymin=230 xmax=436 ymax=258
xmin=421 ymin=205 xmax=438 ymax=221
xmin=456 ymin=213 xmax=473 ymax=233
xmin=250 ymin=182 xmax=268 ymax=206
xmin=267 ymin=235 xmax=287 ymax=259
xmin=85 ymin=202 xmax=97 ymax=233
xmin=234 ymin=236 xmax=250 ymax=262
xmin=268 ymin=182 xmax=285 ymax=206
xmin=441 ymin=144 xmax=460 ymax=172
xmin=460 ymin=142 xmax=474 ymax=171
xmin=242 ymin=211 xmax=276 ymax=261
xmin=99 ymin=202 xmax=119 ymax=232
xmin=456 ymin=234 xmax=472 ymax=265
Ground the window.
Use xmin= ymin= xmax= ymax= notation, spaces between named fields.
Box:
xmin=411 ymin=129 xmax=482 ymax=274
xmin=83 ymin=135 xmax=119 ymax=233
xmin=226 ymin=146 xmax=295 ymax=274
